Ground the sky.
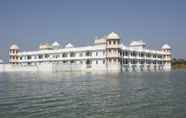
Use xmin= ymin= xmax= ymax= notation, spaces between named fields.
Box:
xmin=0 ymin=0 xmax=186 ymax=62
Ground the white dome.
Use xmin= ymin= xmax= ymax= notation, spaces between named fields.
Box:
xmin=10 ymin=44 xmax=19 ymax=50
xmin=129 ymin=40 xmax=146 ymax=47
xmin=65 ymin=43 xmax=74 ymax=48
xmin=52 ymin=41 xmax=60 ymax=47
xmin=161 ymin=44 xmax=171 ymax=50
xmin=107 ymin=32 xmax=120 ymax=39
xmin=94 ymin=38 xmax=106 ymax=44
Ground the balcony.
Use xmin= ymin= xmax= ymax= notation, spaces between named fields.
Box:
xmin=106 ymin=53 xmax=120 ymax=58
xmin=106 ymin=45 xmax=120 ymax=48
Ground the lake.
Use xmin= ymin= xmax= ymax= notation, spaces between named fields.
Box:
xmin=0 ymin=70 xmax=186 ymax=118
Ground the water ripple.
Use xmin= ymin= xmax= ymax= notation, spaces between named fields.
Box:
xmin=0 ymin=71 xmax=186 ymax=118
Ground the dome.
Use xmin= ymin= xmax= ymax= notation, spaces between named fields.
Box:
xmin=94 ymin=38 xmax=106 ymax=44
xmin=161 ymin=44 xmax=171 ymax=50
xmin=107 ymin=32 xmax=120 ymax=39
xmin=39 ymin=43 xmax=53 ymax=50
xmin=10 ymin=44 xmax=19 ymax=50
xmin=65 ymin=43 xmax=74 ymax=48
xmin=129 ymin=40 xmax=146 ymax=47
xmin=52 ymin=41 xmax=60 ymax=48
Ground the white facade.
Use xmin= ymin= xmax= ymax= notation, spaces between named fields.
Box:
xmin=7 ymin=32 xmax=172 ymax=72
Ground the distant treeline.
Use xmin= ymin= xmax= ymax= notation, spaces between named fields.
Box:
xmin=172 ymin=58 xmax=186 ymax=68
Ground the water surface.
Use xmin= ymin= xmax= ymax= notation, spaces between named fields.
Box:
xmin=0 ymin=70 xmax=186 ymax=118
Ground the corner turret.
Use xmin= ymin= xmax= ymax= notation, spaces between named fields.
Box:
xmin=105 ymin=32 xmax=121 ymax=71
xmin=161 ymin=44 xmax=172 ymax=70
xmin=9 ymin=44 xmax=20 ymax=64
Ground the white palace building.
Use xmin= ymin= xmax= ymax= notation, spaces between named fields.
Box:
xmin=5 ymin=32 xmax=172 ymax=72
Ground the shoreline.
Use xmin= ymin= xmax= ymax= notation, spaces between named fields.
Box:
xmin=172 ymin=64 xmax=186 ymax=69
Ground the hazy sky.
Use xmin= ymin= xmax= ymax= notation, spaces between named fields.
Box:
xmin=0 ymin=0 xmax=186 ymax=61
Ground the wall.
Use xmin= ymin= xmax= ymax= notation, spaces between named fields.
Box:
xmin=0 ymin=63 xmax=171 ymax=73
xmin=0 ymin=63 xmax=108 ymax=72
xmin=0 ymin=64 xmax=37 ymax=72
